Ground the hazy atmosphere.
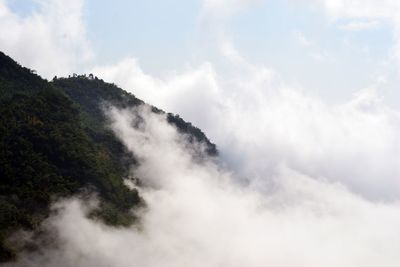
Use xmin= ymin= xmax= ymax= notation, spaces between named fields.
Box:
xmin=1 ymin=0 xmax=400 ymax=266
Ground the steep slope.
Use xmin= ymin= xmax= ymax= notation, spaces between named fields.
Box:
xmin=52 ymin=76 xmax=218 ymax=156
xmin=0 ymin=52 xmax=217 ymax=262
xmin=0 ymin=53 xmax=142 ymax=261
xmin=0 ymin=51 xmax=50 ymax=100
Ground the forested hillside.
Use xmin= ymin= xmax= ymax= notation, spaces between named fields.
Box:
xmin=0 ymin=52 xmax=217 ymax=262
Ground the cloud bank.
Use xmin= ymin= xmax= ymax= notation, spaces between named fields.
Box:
xmin=92 ymin=42 xmax=400 ymax=201
xmin=7 ymin=105 xmax=400 ymax=267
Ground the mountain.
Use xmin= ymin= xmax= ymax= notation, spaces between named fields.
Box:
xmin=0 ymin=52 xmax=217 ymax=262
xmin=52 ymin=75 xmax=217 ymax=157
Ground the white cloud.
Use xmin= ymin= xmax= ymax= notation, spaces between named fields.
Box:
xmin=94 ymin=42 xmax=400 ymax=200
xmin=0 ymin=0 xmax=93 ymax=78
xmin=8 ymin=106 xmax=400 ymax=267
xmin=91 ymin=59 xmax=223 ymax=132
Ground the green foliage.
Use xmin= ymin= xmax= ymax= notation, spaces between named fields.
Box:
xmin=53 ymin=76 xmax=218 ymax=157
xmin=166 ymin=113 xmax=218 ymax=156
xmin=0 ymin=52 xmax=141 ymax=262
xmin=0 ymin=51 xmax=217 ymax=262
xmin=0 ymin=52 xmax=50 ymax=100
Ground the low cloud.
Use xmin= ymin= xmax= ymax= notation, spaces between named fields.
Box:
xmin=92 ymin=42 xmax=400 ymax=201
xmin=7 ymin=105 xmax=400 ymax=267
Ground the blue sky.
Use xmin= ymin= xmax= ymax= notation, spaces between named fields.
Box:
xmin=85 ymin=0 xmax=201 ymax=67
xmin=3 ymin=0 xmax=399 ymax=106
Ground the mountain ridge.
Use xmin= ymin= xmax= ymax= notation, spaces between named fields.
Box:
xmin=0 ymin=51 xmax=217 ymax=262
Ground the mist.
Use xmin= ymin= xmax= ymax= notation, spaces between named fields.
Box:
xmin=6 ymin=102 xmax=400 ymax=267
xmin=92 ymin=44 xmax=400 ymax=201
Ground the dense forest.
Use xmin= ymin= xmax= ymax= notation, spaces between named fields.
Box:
xmin=0 ymin=51 xmax=217 ymax=262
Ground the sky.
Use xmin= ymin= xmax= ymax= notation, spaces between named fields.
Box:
xmin=3 ymin=0 xmax=400 ymax=266
xmin=2 ymin=0 xmax=400 ymax=106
